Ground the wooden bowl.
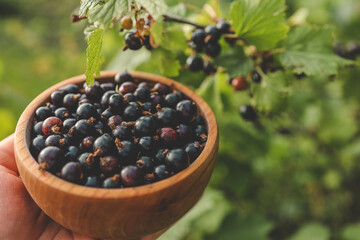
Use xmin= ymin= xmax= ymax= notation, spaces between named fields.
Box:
xmin=14 ymin=71 xmax=219 ymax=239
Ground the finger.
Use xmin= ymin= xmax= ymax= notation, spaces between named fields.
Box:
xmin=0 ymin=134 xmax=18 ymax=174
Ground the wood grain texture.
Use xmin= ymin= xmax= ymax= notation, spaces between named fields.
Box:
xmin=14 ymin=71 xmax=219 ymax=239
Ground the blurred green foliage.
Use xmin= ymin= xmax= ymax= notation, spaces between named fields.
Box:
xmin=1 ymin=0 xmax=360 ymax=239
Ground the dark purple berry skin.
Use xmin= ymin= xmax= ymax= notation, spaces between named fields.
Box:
xmin=63 ymin=118 xmax=76 ymax=133
xmin=72 ymin=119 xmax=96 ymax=137
xmin=165 ymin=149 xmax=189 ymax=173
xmin=125 ymin=31 xmax=143 ymax=50
xmin=153 ymin=83 xmax=169 ymax=95
xmin=121 ymin=165 xmax=143 ymax=187
xmin=134 ymin=87 xmax=150 ymax=102
xmin=186 ymin=56 xmax=203 ymax=72
xmin=64 ymin=146 xmax=80 ymax=162
xmin=203 ymin=61 xmax=217 ymax=75
xmin=123 ymin=102 xmax=142 ymax=121
xmin=48 ymin=104 xmax=58 ymax=114
xmin=189 ymin=41 xmax=203 ymax=53
xmin=101 ymin=90 xmax=116 ymax=108
xmin=31 ymin=135 xmax=46 ymax=156
xmin=205 ymin=42 xmax=221 ymax=58
xmin=154 ymin=165 xmax=169 ymax=180
xmin=80 ymin=136 xmax=96 ymax=152
xmin=138 ymin=136 xmax=156 ymax=154
xmin=191 ymin=29 xmax=206 ymax=45
xmin=45 ymin=135 xmax=66 ymax=148
xmin=42 ymin=117 xmax=63 ymax=136
xmin=252 ymin=71 xmax=262 ymax=83
xmin=35 ymin=107 xmax=52 ymax=121
xmin=176 ymin=100 xmax=197 ymax=122
xmin=76 ymin=103 xmax=98 ymax=120
xmin=100 ymin=83 xmax=115 ymax=92
xmin=101 ymin=108 xmax=114 ymax=121
xmin=112 ymin=125 xmax=132 ymax=140
xmin=120 ymin=82 xmax=137 ymax=95
xmin=59 ymin=84 xmax=79 ymax=94
xmin=51 ymin=91 xmax=64 ymax=106
xmin=216 ymin=20 xmax=231 ymax=34
xmin=117 ymin=140 xmax=138 ymax=164
xmin=54 ymin=107 xmax=70 ymax=121
xmin=63 ymin=93 xmax=80 ymax=110
xmin=204 ymin=25 xmax=221 ymax=42
xmin=136 ymin=156 xmax=154 ymax=173
xmin=160 ymin=127 xmax=177 ymax=144
xmin=185 ymin=142 xmax=202 ymax=162
xmin=143 ymin=102 xmax=156 ymax=113
xmin=100 ymin=156 xmax=119 ymax=176
xmin=195 ymin=125 xmax=207 ymax=138
xmin=157 ymin=108 xmax=178 ymax=127
xmin=151 ymin=95 xmax=162 ymax=105
xmin=93 ymin=133 xmax=115 ymax=156
xmin=134 ymin=116 xmax=156 ymax=137
xmin=194 ymin=114 xmax=205 ymax=125
xmin=240 ymin=105 xmax=257 ymax=121
xmin=109 ymin=93 xmax=124 ymax=110
xmin=85 ymin=82 xmax=103 ymax=101
xmin=33 ymin=121 xmax=44 ymax=136
xmin=107 ymin=115 xmax=123 ymax=129
xmin=85 ymin=176 xmax=102 ymax=187
xmin=38 ymin=146 xmax=64 ymax=171
xmin=124 ymin=93 xmax=136 ymax=102
xmin=103 ymin=175 xmax=122 ymax=188
xmin=78 ymin=152 xmax=99 ymax=175
xmin=115 ymin=71 xmax=133 ymax=85
xmin=61 ymin=162 xmax=83 ymax=183
xmin=176 ymin=124 xmax=193 ymax=141
xmin=164 ymin=93 xmax=180 ymax=109
xmin=155 ymin=149 xmax=167 ymax=165
xmin=138 ymin=82 xmax=150 ymax=90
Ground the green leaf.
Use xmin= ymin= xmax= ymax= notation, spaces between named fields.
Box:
xmin=86 ymin=28 xmax=104 ymax=85
xmin=136 ymin=0 xmax=168 ymax=20
xmin=289 ymin=223 xmax=330 ymax=240
xmin=159 ymin=188 xmax=231 ymax=240
xmin=208 ymin=214 xmax=274 ymax=240
xmin=341 ymin=222 xmax=360 ymax=240
xmin=79 ymin=0 xmax=102 ymax=16
xmin=150 ymin=20 xmax=165 ymax=45
xmin=230 ymin=0 xmax=289 ymax=51
xmin=252 ymin=71 xmax=289 ymax=114
xmin=214 ymin=46 xmax=254 ymax=78
xmin=89 ymin=0 xmax=132 ymax=28
xmin=281 ymin=26 xmax=353 ymax=76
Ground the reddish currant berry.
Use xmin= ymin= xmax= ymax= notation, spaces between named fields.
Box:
xmin=232 ymin=77 xmax=248 ymax=91
xmin=42 ymin=117 xmax=63 ymax=136
xmin=121 ymin=16 xmax=133 ymax=29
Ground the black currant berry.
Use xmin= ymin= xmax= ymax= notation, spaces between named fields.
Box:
xmin=35 ymin=107 xmax=52 ymax=121
xmin=176 ymin=100 xmax=197 ymax=122
xmin=120 ymin=81 xmax=137 ymax=95
xmin=101 ymin=108 xmax=114 ymax=121
xmin=157 ymin=108 xmax=177 ymax=127
xmin=33 ymin=121 xmax=44 ymax=136
xmin=205 ymin=42 xmax=221 ymax=58
xmin=176 ymin=124 xmax=193 ymax=141
xmin=85 ymin=176 xmax=102 ymax=187
xmin=134 ymin=87 xmax=150 ymax=102
xmin=138 ymin=136 xmax=156 ymax=153
xmin=42 ymin=117 xmax=63 ymax=136
xmin=186 ymin=56 xmax=203 ymax=72
xmin=101 ymin=90 xmax=116 ymax=108
xmin=240 ymin=105 xmax=257 ymax=121
xmin=85 ymin=82 xmax=103 ymax=101
xmin=59 ymin=84 xmax=79 ymax=94
xmin=154 ymin=165 xmax=169 ymax=180
xmin=100 ymin=82 xmax=115 ymax=92
xmin=80 ymin=136 xmax=96 ymax=152
xmin=103 ymin=174 xmax=122 ymax=188
xmin=54 ymin=107 xmax=70 ymax=121
xmin=191 ymin=29 xmax=206 ymax=45
xmin=136 ymin=156 xmax=154 ymax=173
xmin=165 ymin=149 xmax=189 ymax=173
xmin=134 ymin=116 xmax=156 ymax=136
xmin=116 ymin=140 xmax=138 ymax=164
xmin=204 ymin=25 xmax=221 ymax=42
xmin=112 ymin=125 xmax=132 ymax=140
xmin=109 ymin=93 xmax=124 ymax=110
xmin=160 ymin=127 xmax=177 ymax=145
xmin=121 ymin=165 xmax=143 ymax=187
xmin=71 ymin=119 xmax=96 ymax=137
xmin=155 ymin=148 xmax=168 ymax=165
xmin=61 ymin=162 xmax=83 ymax=183
xmin=153 ymin=83 xmax=169 ymax=95
xmin=93 ymin=133 xmax=115 ymax=156
xmin=45 ymin=135 xmax=66 ymax=148
xmin=125 ymin=30 xmax=142 ymax=50
xmin=252 ymin=71 xmax=262 ymax=83
xmin=76 ymin=103 xmax=98 ymax=120
xmin=203 ymin=61 xmax=217 ymax=75
xmin=78 ymin=152 xmax=99 ymax=175
xmin=38 ymin=146 xmax=64 ymax=171
xmin=31 ymin=135 xmax=46 ymax=156
xmin=51 ymin=91 xmax=64 ymax=106
xmin=100 ymin=155 xmax=119 ymax=176
xmin=64 ymin=146 xmax=80 ymax=162
xmin=164 ymin=93 xmax=180 ymax=109
xmin=216 ymin=20 xmax=231 ymax=34
xmin=123 ymin=102 xmax=142 ymax=121
xmin=185 ymin=142 xmax=202 ymax=163
xmin=63 ymin=93 xmax=80 ymax=110
xmin=114 ymin=71 xmax=133 ymax=85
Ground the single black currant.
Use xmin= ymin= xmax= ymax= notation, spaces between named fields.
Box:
xmin=121 ymin=165 xmax=143 ymax=187
xmin=176 ymin=100 xmax=197 ymax=122
xmin=165 ymin=149 xmax=189 ymax=173
xmin=38 ymin=146 xmax=64 ymax=171
xmin=252 ymin=71 xmax=262 ymax=83
xmin=157 ymin=108 xmax=177 ymax=127
xmin=186 ymin=56 xmax=203 ymax=72
xmin=85 ymin=176 xmax=102 ymax=187
xmin=205 ymin=42 xmax=221 ymax=58
xmin=61 ymin=162 xmax=83 ymax=183
xmin=185 ymin=142 xmax=202 ymax=163
xmin=136 ymin=156 xmax=154 ymax=174
xmin=100 ymin=155 xmax=119 ymax=176
xmin=114 ymin=71 xmax=133 ymax=85
xmin=134 ymin=116 xmax=156 ymax=136
xmin=35 ymin=107 xmax=52 ymax=121
xmin=125 ymin=30 xmax=142 ymax=50
xmin=76 ymin=103 xmax=98 ymax=120
xmin=240 ymin=104 xmax=257 ymax=121
xmin=154 ymin=165 xmax=170 ymax=180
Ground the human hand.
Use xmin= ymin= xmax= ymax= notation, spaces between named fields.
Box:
xmin=0 ymin=134 xmax=162 ymax=240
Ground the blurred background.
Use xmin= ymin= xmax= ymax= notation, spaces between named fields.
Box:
xmin=1 ymin=0 xmax=360 ymax=239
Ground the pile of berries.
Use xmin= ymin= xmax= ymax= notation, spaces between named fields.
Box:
xmin=30 ymin=71 xmax=207 ymax=188
xmin=186 ymin=20 xmax=232 ymax=75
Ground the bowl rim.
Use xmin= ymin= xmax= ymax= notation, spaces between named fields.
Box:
xmin=14 ymin=71 xmax=218 ymax=199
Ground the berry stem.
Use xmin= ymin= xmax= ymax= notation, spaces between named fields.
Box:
xmin=163 ymin=14 xmax=205 ymax=29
